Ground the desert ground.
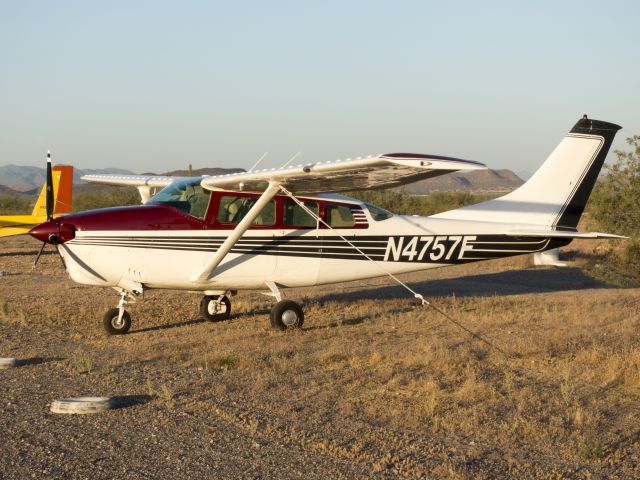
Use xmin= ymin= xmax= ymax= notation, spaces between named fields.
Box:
xmin=1 ymin=235 xmax=639 ymax=479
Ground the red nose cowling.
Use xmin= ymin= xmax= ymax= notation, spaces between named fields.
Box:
xmin=29 ymin=219 xmax=75 ymax=244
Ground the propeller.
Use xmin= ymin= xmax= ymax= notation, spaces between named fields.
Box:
xmin=45 ymin=150 xmax=54 ymax=221
xmin=32 ymin=151 xmax=54 ymax=269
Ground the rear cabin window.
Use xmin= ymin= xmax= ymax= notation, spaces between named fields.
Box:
xmin=283 ymin=199 xmax=318 ymax=228
xmin=326 ymin=205 xmax=355 ymax=227
xmin=217 ymin=196 xmax=276 ymax=225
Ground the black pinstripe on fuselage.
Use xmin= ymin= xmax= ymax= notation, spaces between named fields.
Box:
xmin=68 ymin=234 xmax=570 ymax=264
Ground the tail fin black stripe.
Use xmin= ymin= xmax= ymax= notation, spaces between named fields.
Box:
xmin=554 ymin=117 xmax=621 ymax=229
xmin=552 ymin=133 xmax=603 ymax=229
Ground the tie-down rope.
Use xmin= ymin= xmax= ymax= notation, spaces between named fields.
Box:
xmin=279 ymin=185 xmax=509 ymax=358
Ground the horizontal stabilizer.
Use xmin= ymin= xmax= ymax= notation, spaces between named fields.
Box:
xmin=506 ymin=229 xmax=627 ymax=239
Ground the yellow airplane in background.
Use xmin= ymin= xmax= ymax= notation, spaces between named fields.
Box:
xmin=0 ymin=161 xmax=73 ymax=238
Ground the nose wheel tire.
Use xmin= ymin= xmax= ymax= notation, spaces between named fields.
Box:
xmin=270 ymin=300 xmax=304 ymax=331
xmin=200 ymin=295 xmax=231 ymax=322
xmin=102 ymin=308 xmax=132 ymax=335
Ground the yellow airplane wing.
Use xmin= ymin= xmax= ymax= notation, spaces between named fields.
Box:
xmin=0 ymin=214 xmax=49 ymax=237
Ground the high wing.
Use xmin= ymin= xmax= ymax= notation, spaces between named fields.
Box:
xmin=81 ymin=174 xmax=194 ymax=203
xmin=80 ymin=174 xmax=181 ymax=189
xmin=200 ymin=154 xmax=486 ymax=194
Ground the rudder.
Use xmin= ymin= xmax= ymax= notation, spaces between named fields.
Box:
xmin=31 ymin=165 xmax=74 ymax=216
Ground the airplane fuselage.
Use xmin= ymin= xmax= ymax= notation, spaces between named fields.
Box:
xmin=32 ymin=191 xmax=568 ymax=293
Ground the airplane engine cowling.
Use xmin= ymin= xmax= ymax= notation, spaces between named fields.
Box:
xmin=29 ymin=219 xmax=75 ymax=244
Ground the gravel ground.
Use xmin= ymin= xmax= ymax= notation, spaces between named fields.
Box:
xmin=0 ymin=323 xmax=379 ymax=480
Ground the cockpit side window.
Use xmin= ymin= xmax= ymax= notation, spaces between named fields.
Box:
xmin=149 ymin=179 xmax=211 ymax=220
xmin=283 ymin=199 xmax=318 ymax=228
xmin=217 ymin=196 xmax=276 ymax=225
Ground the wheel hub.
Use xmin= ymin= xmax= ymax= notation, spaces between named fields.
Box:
xmin=112 ymin=315 xmax=125 ymax=329
xmin=207 ymin=301 xmax=227 ymax=316
xmin=281 ymin=310 xmax=298 ymax=326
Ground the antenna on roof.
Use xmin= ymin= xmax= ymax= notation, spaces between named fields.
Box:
xmin=281 ymin=151 xmax=302 ymax=168
xmin=248 ymin=152 xmax=268 ymax=173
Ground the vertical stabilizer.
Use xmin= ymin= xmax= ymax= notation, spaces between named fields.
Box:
xmin=31 ymin=165 xmax=74 ymax=216
xmin=432 ymin=117 xmax=622 ymax=229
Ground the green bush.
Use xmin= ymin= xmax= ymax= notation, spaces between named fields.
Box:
xmin=1 ymin=187 xmax=140 ymax=215
xmin=73 ymin=188 xmax=141 ymax=212
xmin=623 ymin=239 xmax=640 ymax=273
xmin=589 ymin=135 xmax=640 ymax=237
xmin=0 ymin=193 xmax=32 ymax=214
xmin=588 ymin=135 xmax=640 ymax=280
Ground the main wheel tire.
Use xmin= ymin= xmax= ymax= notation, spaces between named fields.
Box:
xmin=102 ymin=308 xmax=132 ymax=335
xmin=270 ymin=300 xmax=304 ymax=331
xmin=200 ymin=296 xmax=231 ymax=322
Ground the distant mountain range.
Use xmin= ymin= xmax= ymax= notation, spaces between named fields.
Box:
xmin=0 ymin=164 xmax=524 ymax=196
xmin=0 ymin=183 xmax=32 ymax=196
xmin=0 ymin=164 xmax=135 ymax=192
xmin=402 ymin=168 xmax=524 ymax=194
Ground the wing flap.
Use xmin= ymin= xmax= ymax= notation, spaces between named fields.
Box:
xmin=200 ymin=154 xmax=485 ymax=194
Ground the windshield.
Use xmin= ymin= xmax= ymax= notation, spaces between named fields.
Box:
xmin=148 ymin=178 xmax=211 ymax=219
xmin=365 ymin=203 xmax=394 ymax=221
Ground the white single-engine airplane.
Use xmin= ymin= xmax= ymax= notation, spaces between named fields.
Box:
xmin=30 ymin=116 xmax=623 ymax=335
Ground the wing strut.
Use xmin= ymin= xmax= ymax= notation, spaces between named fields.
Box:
xmin=191 ymin=181 xmax=281 ymax=283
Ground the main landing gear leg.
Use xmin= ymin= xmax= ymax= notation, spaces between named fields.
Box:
xmin=102 ymin=288 xmax=135 ymax=335
xmin=265 ymin=281 xmax=304 ymax=331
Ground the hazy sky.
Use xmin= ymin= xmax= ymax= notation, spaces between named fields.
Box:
xmin=1 ymin=1 xmax=638 ymax=174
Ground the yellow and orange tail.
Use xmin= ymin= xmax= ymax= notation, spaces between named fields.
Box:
xmin=31 ymin=165 xmax=74 ymax=217
xmin=1 ymin=165 xmax=74 ymax=238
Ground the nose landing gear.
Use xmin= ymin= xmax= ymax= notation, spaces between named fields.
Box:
xmin=200 ymin=295 xmax=232 ymax=322
xmin=102 ymin=288 xmax=137 ymax=335
xmin=103 ymin=308 xmax=132 ymax=335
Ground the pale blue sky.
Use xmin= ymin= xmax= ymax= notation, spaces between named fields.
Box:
xmin=1 ymin=0 xmax=638 ymax=174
